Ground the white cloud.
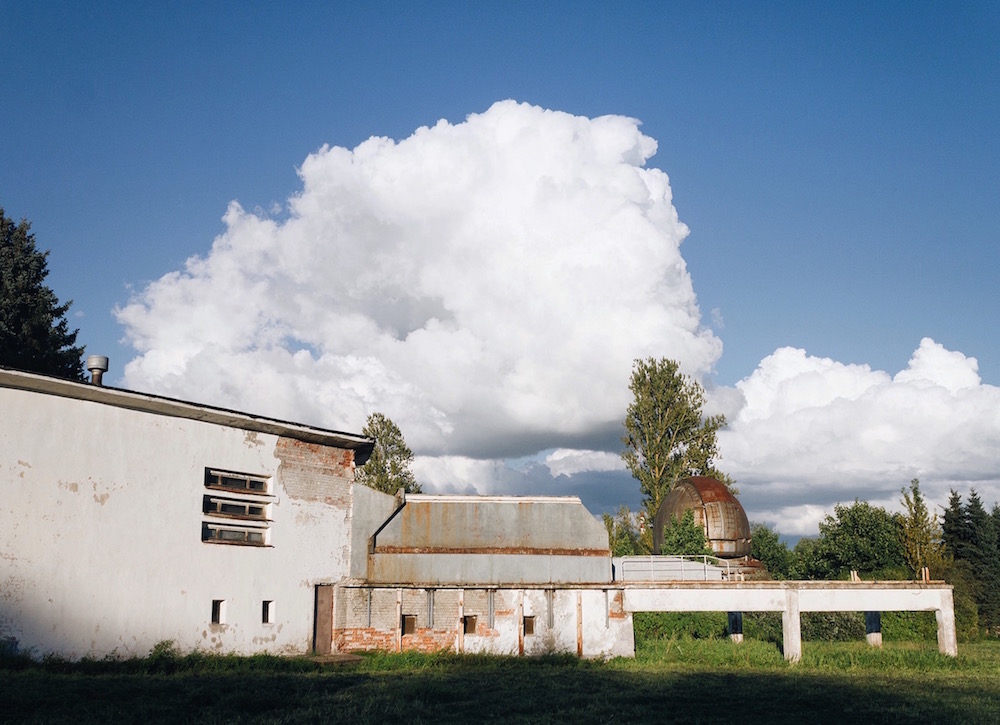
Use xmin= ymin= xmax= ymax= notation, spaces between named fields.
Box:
xmin=720 ymin=338 xmax=1000 ymax=533
xmin=113 ymin=100 xmax=1000 ymax=536
xmin=544 ymin=449 xmax=625 ymax=478
xmin=116 ymin=100 xmax=721 ymax=459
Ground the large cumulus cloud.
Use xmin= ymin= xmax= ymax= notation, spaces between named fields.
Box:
xmin=116 ymin=101 xmax=1000 ymax=535
xmin=116 ymin=101 xmax=721 ymax=458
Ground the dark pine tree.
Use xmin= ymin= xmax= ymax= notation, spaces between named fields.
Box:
xmin=0 ymin=208 xmax=84 ymax=379
xmin=965 ymin=490 xmax=1000 ymax=634
xmin=942 ymin=490 xmax=972 ymax=562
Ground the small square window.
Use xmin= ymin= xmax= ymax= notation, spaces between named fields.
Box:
xmin=262 ymin=600 xmax=274 ymax=624
xmin=211 ymin=599 xmax=226 ymax=625
xmin=523 ymin=616 xmax=535 ymax=636
xmin=401 ymin=614 xmax=417 ymax=635
xmin=463 ymin=615 xmax=477 ymax=635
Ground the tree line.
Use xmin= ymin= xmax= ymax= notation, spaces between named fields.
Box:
xmin=748 ymin=480 xmax=1000 ymax=639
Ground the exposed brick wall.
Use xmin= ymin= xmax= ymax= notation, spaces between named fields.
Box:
xmin=331 ymin=586 xmax=634 ymax=658
xmin=274 ymin=437 xmax=353 ymax=506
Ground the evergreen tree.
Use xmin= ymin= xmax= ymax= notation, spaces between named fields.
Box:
xmin=355 ymin=412 xmax=422 ymax=495
xmin=965 ymin=490 xmax=1000 ymax=633
xmin=942 ymin=489 xmax=971 ymax=562
xmin=1 ymin=208 xmax=84 ymax=379
xmin=621 ymin=357 xmax=728 ymax=524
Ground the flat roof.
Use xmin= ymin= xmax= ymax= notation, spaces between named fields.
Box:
xmin=0 ymin=367 xmax=375 ymax=459
xmin=404 ymin=494 xmax=584 ymax=504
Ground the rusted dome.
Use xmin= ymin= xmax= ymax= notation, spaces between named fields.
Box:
xmin=652 ymin=476 xmax=751 ymax=559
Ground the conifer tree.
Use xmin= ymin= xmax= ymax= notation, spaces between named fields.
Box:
xmin=1 ymin=208 xmax=84 ymax=379
xmin=942 ymin=490 xmax=971 ymax=561
xmin=965 ymin=490 xmax=1000 ymax=633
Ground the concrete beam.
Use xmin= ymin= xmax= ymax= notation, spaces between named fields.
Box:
xmin=621 ymin=581 xmax=957 ymax=662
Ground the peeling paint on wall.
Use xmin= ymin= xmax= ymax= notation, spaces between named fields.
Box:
xmin=275 ymin=437 xmax=354 ymax=506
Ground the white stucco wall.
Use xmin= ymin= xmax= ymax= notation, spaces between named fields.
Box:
xmin=0 ymin=382 xmax=358 ymax=659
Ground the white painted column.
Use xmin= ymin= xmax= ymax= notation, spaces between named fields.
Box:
xmin=782 ymin=589 xmax=802 ymax=663
xmin=457 ymin=589 xmax=465 ymax=654
xmin=395 ymin=588 xmax=402 ymax=653
xmin=936 ymin=589 xmax=958 ymax=657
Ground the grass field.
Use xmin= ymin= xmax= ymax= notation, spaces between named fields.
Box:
xmin=3 ymin=638 xmax=999 ymax=724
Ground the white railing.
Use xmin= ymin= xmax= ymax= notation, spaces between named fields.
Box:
xmin=613 ymin=555 xmax=743 ymax=583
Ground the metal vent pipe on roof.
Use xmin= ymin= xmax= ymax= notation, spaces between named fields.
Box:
xmin=86 ymin=355 xmax=109 ymax=386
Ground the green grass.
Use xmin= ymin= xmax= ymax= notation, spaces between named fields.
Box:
xmin=2 ymin=639 xmax=999 ymax=723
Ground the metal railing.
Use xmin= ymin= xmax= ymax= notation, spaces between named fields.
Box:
xmin=613 ymin=555 xmax=744 ymax=583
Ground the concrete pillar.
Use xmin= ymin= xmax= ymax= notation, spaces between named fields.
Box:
xmin=936 ymin=589 xmax=958 ymax=657
xmin=865 ymin=611 xmax=883 ymax=647
xmin=576 ymin=592 xmax=584 ymax=657
xmin=782 ymin=589 xmax=802 ymax=663
xmin=728 ymin=612 xmax=744 ymax=644
xmin=457 ymin=589 xmax=465 ymax=654
xmin=517 ymin=590 xmax=524 ymax=656
xmin=395 ymin=588 xmax=403 ymax=653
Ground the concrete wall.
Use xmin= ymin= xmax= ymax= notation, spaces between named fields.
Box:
xmin=331 ymin=585 xmax=634 ymax=658
xmin=0 ymin=382 xmax=359 ymax=659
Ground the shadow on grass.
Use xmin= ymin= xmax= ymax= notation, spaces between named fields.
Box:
xmin=2 ymin=649 xmax=997 ymax=724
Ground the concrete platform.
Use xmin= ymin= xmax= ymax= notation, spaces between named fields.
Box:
xmin=622 ymin=580 xmax=957 ymax=662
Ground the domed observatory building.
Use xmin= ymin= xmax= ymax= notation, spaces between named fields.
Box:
xmin=652 ymin=476 xmax=752 ymax=559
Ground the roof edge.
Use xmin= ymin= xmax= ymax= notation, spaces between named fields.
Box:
xmin=0 ymin=366 xmax=375 ymax=456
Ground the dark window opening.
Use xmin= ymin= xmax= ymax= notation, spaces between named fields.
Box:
xmin=262 ymin=600 xmax=274 ymax=624
xmin=523 ymin=616 xmax=535 ymax=636
xmin=463 ymin=615 xmax=477 ymax=635
xmin=211 ymin=599 xmax=225 ymax=624
xmin=205 ymin=469 xmax=269 ymax=495
xmin=401 ymin=614 xmax=417 ymax=635
xmin=203 ymin=495 xmax=269 ymax=520
xmin=202 ymin=522 xmax=267 ymax=546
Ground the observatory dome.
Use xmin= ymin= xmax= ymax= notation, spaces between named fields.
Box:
xmin=653 ymin=476 xmax=752 ymax=559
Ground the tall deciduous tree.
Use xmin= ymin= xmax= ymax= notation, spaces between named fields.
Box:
xmin=1 ymin=208 xmax=84 ymax=379
xmin=355 ymin=412 xmax=422 ymax=495
xmin=621 ymin=358 xmax=727 ymax=522
xmin=899 ymin=478 xmax=946 ymax=577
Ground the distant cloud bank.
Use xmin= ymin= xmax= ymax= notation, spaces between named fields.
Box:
xmin=720 ymin=338 xmax=1000 ymax=533
xmin=116 ymin=101 xmax=1000 ymax=534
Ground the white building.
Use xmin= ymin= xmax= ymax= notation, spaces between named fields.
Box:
xmin=0 ymin=367 xmax=634 ymax=659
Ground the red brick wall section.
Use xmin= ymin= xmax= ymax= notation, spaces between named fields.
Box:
xmin=274 ymin=437 xmax=354 ymax=505
xmin=610 ymin=590 xmax=628 ymax=620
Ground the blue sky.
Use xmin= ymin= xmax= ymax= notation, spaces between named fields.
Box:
xmin=3 ymin=2 xmax=999 ymax=533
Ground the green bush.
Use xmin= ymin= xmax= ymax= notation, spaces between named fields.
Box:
xmin=882 ymin=612 xmax=938 ymax=642
xmin=633 ymin=611 xmax=729 ymax=643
